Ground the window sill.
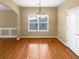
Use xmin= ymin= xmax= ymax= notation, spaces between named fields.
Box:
xmin=28 ymin=30 xmax=49 ymax=32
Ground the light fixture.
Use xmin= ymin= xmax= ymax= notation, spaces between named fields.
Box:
xmin=37 ymin=0 xmax=45 ymax=15
xmin=36 ymin=0 xmax=46 ymax=21
xmin=38 ymin=0 xmax=42 ymax=15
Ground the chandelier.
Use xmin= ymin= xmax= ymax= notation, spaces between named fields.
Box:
xmin=37 ymin=0 xmax=45 ymax=15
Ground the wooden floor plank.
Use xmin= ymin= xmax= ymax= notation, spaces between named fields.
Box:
xmin=0 ymin=38 xmax=78 ymax=59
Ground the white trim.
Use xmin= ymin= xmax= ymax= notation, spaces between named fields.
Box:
xmin=66 ymin=8 xmax=69 ymax=47
xmin=57 ymin=36 xmax=79 ymax=56
xmin=28 ymin=30 xmax=49 ymax=32
xmin=66 ymin=8 xmax=79 ymax=56
xmin=0 ymin=27 xmax=17 ymax=38
xmin=68 ymin=45 xmax=79 ymax=56
xmin=21 ymin=36 xmax=56 ymax=38
xmin=0 ymin=36 xmax=17 ymax=38
xmin=57 ymin=36 xmax=67 ymax=46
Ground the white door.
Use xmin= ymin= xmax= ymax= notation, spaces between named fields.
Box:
xmin=67 ymin=6 xmax=79 ymax=56
xmin=67 ymin=8 xmax=76 ymax=52
xmin=75 ymin=37 xmax=79 ymax=56
xmin=75 ymin=7 xmax=79 ymax=56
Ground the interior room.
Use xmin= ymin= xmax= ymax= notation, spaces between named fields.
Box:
xmin=0 ymin=0 xmax=79 ymax=59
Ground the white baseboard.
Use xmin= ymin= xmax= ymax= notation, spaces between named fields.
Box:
xmin=57 ymin=36 xmax=79 ymax=56
xmin=57 ymin=36 xmax=67 ymax=46
xmin=21 ymin=36 xmax=57 ymax=38
xmin=0 ymin=36 xmax=17 ymax=38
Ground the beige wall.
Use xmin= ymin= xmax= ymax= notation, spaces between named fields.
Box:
xmin=57 ymin=0 xmax=79 ymax=43
xmin=0 ymin=10 xmax=17 ymax=27
xmin=0 ymin=0 xmax=20 ymax=14
xmin=1 ymin=0 xmax=79 ymax=39
xmin=20 ymin=7 xmax=57 ymax=37
xmin=0 ymin=0 xmax=20 ymax=38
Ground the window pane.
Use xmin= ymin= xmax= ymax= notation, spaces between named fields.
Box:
xmin=30 ymin=23 xmax=38 ymax=30
xmin=39 ymin=23 xmax=47 ymax=30
xmin=30 ymin=19 xmax=38 ymax=22
xmin=28 ymin=15 xmax=48 ymax=31
xmin=29 ymin=15 xmax=38 ymax=22
xmin=39 ymin=16 xmax=48 ymax=22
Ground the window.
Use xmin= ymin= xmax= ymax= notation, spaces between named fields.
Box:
xmin=28 ymin=15 xmax=49 ymax=32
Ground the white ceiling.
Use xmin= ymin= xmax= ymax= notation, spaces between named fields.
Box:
xmin=0 ymin=4 xmax=10 ymax=10
xmin=12 ymin=0 xmax=67 ymax=7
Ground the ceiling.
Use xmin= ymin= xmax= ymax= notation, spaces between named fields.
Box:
xmin=12 ymin=0 xmax=67 ymax=7
xmin=0 ymin=4 xmax=10 ymax=10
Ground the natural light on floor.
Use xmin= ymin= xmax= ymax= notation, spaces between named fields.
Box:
xmin=27 ymin=44 xmax=49 ymax=59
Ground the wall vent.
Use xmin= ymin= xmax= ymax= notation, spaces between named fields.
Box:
xmin=0 ymin=27 xmax=17 ymax=38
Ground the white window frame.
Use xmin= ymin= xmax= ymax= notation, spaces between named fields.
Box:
xmin=28 ymin=14 xmax=49 ymax=32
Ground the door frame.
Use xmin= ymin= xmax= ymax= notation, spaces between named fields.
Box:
xmin=66 ymin=6 xmax=79 ymax=56
xmin=66 ymin=8 xmax=69 ymax=47
xmin=66 ymin=8 xmax=75 ymax=47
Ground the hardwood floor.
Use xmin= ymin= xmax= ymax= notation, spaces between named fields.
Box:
xmin=0 ymin=38 xmax=78 ymax=59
